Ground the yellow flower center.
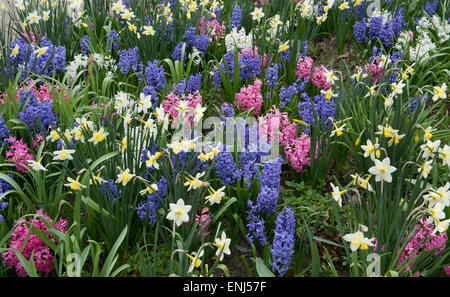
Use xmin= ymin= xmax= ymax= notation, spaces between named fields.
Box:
xmin=175 ymin=209 xmax=183 ymax=217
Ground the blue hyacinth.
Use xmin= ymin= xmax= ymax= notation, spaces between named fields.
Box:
xmin=269 ymin=206 xmax=296 ymax=276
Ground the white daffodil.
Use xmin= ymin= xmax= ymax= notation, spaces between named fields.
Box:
xmin=330 ymin=123 xmax=346 ymax=137
xmin=422 ymin=126 xmax=435 ymax=142
xmin=114 ymin=91 xmax=130 ymax=114
xmin=432 ymin=219 xmax=449 ymax=235
xmin=324 ymin=69 xmax=338 ymax=85
xmin=432 ymin=83 xmax=447 ymax=102
xmin=27 ymin=10 xmax=41 ymax=24
xmin=417 ymin=159 xmax=433 ymax=179
xmin=112 ymin=0 xmax=125 ymax=13
xmin=42 ymin=10 xmax=50 ymax=21
xmin=438 ymin=144 xmax=449 ymax=167
xmin=339 ymin=1 xmax=350 ymax=10
xmin=330 ymin=183 xmax=346 ymax=207
xmin=343 ymin=231 xmax=374 ymax=251
xmin=34 ymin=47 xmax=49 ymax=58
xmin=206 ymin=186 xmax=226 ymax=205
xmin=423 ymin=183 xmax=450 ymax=208
xmin=65 ymin=176 xmax=86 ymax=191
xmin=351 ymin=174 xmax=374 ymax=192
xmin=53 ymin=149 xmax=76 ymax=161
xmin=251 ymin=7 xmax=265 ymax=22
xmin=427 ymin=203 xmax=446 ymax=222
xmin=46 ymin=129 xmax=61 ymax=142
xmin=361 ymin=138 xmax=379 ymax=160
xmin=143 ymin=25 xmax=155 ymax=36
xmin=184 ymin=172 xmax=206 ymax=191
xmin=116 ymin=168 xmax=135 ymax=186
xmin=214 ymin=231 xmax=231 ymax=261
xmin=420 ymin=139 xmax=441 ymax=160
xmin=192 ymin=105 xmax=207 ymax=124
xmin=166 ymin=198 xmax=191 ymax=227
xmin=368 ymin=157 xmax=397 ymax=183
xmin=72 ymin=126 xmax=85 ymax=143
xmin=10 ymin=44 xmax=20 ymax=58
xmin=390 ymin=81 xmax=405 ymax=96
xmin=139 ymin=183 xmax=159 ymax=196
xmin=28 ymin=158 xmax=47 ymax=171
xmin=120 ymin=9 xmax=135 ymax=21
xmin=136 ymin=93 xmax=153 ymax=114
xmin=187 ymin=249 xmax=204 ymax=273
xmin=88 ymin=127 xmax=109 ymax=144
xmin=321 ymin=89 xmax=338 ymax=100
xmin=145 ymin=151 xmax=163 ymax=170
xmin=75 ymin=117 xmax=94 ymax=131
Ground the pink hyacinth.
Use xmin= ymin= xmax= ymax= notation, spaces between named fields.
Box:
xmin=198 ymin=16 xmax=226 ymax=40
xmin=162 ymin=90 xmax=202 ymax=126
xmin=234 ymin=79 xmax=263 ymax=116
xmin=396 ymin=217 xmax=447 ymax=274
xmin=0 ymin=80 xmax=68 ymax=104
xmin=5 ymin=136 xmax=35 ymax=173
xmin=254 ymin=0 xmax=269 ymax=7
xmin=284 ymin=133 xmax=312 ymax=172
xmin=364 ymin=62 xmax=383 ymax=84
xmin=444 ymin=266 xmax=450 ymax=276
xmin=258 ymin=106 xmax=297 ymax=146
xmin=24 ymin=80 xmax=68 ymax=103
xmin=2 ymin=210 xmax=68 ymax=277
xmin=296 ymin=56 xmax=313 ymax=80
xmin=312 ymin=66 xmax=331 ymax=91
xmin=22 ymin=28 xmax=39 ymax=44
xmin=195 ymin=207 xmax=211 ymax=239
xmin=32 ymin=134 xmax=44 ymax=150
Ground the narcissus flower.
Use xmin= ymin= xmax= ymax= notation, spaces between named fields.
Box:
xmin=184 ymin=172 xmax=206 ymax=191
xmin=420 ymin=139 xmax=441 ymax=160
xmin=65 ymin=176 xmax=86 ymax=191
xmin=187 ymin=250 xmax=204 ymax=273
xmin=139 ymin=183 xmax=159 ymax=196
xmin=390 ymin=81 xmax=405 ymax=96
xmin=417 ymin=159 xmax=433 ymax=179
xmin=46 ymin=129 xmax=61 ymax=142
xmin=361 ymin=138 xmax=379 ymax=160
xmin=368 ymin=157 xmax=397 ymax=183
xmin=251 ymin=7 xmax=265 ymax=22
xmin=432 ymin=219 xmax=450 ymax=235
xmin=166 ymin=198 xmax=191 ymax=227
xmin=343 ymin=231 xmax=374 ymax=251
xmin=438 ymin=144 xmax=449 ymax=167
xmin=351 ymin=174 xmax=374 ymax=192
xmin=145 ymin=151 xmax=163 ymax=170
xmin=205 ymin=186 xmax=226 ymax=205
xmin=330 ymin=123 xmax=346 ymax=137
xmin=278 ymin=41 xmax=289 ymax=53
xmin=116 ymin=168 xmax=135 ymax=186
xmin=423 ymin=183 xmax=450 ymax=208
xmin=27 ymin=158 xmax=46 ymax=171
xmin=88 ymin=127 xmax=109 ymax=144
xmin=143 ymin=26 xmax=155 ymax=36
xmin=321 ymin=89 xmax=338 ymax=100
xmin=214 ymin=231 xmax=231 ymax=261
xmin=432 ymin=83 xmax=447 ymax=102
xmin=53 ymin=149 xmax=75 ymax=161
xmin=330 ymin=183 xmax=346 ymax=207
xmin=10 ymin=44 xmax=20 ymax=58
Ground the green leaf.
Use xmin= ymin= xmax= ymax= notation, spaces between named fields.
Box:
xmin=100 ymin=225 xmax=128 ymax=277
xmin=255 ymin=257 xmax=275 ymax=277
